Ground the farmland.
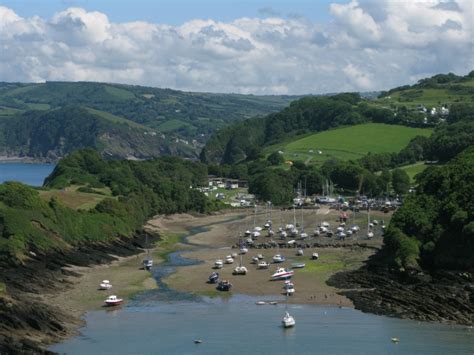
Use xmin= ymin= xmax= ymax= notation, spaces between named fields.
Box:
xmin=264 ymin=123 xmax=433 ymax=165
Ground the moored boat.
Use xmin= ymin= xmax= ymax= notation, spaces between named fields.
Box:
xmin=233 ymin=265 xmax=248 ymax=275
xmin=225 ymin=256 xmax=234 ymax=264
xmin=216 ymin=280 xmax=232 ymax=291
xmin=272 ymin=254 xmax=286 ymax=263
xmin=104 ymin=295 xmax=123 ymax=307
xmin=271 ymin=267 xmax=294 ymax=280
xmin=214 ymin=259 xmax=224 ymax=269
xmin=99 ymin=280 xmax=112 ymax=290
xmin=296 ymin=248 xmax=304 ymax=256
xmin=258 ymin=261 xmax=270 ymax=269
xmin=208 ymin=272 xmax=219 ymax=284
xmin=291 ymin=262 xmax=305 ymax=269
xmin=312 ymin=252 xmax=319 ymax=260
xmin=282 ymin=311 xmax=295 ymax=328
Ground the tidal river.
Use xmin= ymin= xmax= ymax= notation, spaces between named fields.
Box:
xmin=51 ymin=236 xmax=474 ymax=355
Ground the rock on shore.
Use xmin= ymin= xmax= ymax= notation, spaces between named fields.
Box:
xmin=328 ymin=254 xmax=473 ymax=325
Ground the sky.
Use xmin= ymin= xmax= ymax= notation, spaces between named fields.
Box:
xmin=0 ymin=0 xmax=473 ymax=94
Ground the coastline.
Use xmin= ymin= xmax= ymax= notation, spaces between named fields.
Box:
xmin=0 ymin=155 xmax=58 ymax=164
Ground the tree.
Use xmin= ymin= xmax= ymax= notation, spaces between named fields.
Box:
xmin=267 ymin=151 xmax=284 ymax=166
xmin=392 ymin=169 xmax=410 ymax=195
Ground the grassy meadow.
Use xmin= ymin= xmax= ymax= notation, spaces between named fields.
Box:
xmin=264 ymin=123 xmax=433 ymax=165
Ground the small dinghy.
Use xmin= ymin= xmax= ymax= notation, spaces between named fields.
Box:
xmin=296 ymin=248 xmax=304 ymax=256
xmin=256 ymin=301 xmax=267 ymax=305
xmin=257 ymin=254 xmax=264 ymax=260
xmin=312 ymin=252 xmax=319 ymax=260
xmin=214 ymin=260 xmax=224 ymax=269
xmin=291 ymin=263 xmax=305 ymax=269
xmin=251 ymin=256 xmax=259 ymax=264
xmin=258 ymin=261 xmax=270 ymax=269
xmin=225 ymin=256 xmax=234 ymax=264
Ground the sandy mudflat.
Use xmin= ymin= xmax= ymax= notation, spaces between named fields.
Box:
xmin=45 ymin=207 xmax=388 ymax=318
xmin=159 ymin=207 xmax=388 ymax=306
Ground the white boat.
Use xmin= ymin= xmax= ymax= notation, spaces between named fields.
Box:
xmin=254 ymin=226 xmax=262 ymax=232
xmin=233 ymin=265 xmax=248 ymax=275
xmin=285 ymin=224 xmax=294 ymax=230
xmin=272 ymin=254 xmax=286 ymax=263
xmin=271 ymin=267 xmax=294 ymax=280
xmin=291 ymin=262 xmax=305 ymax=269
xmin=282 ymin=311 xmax=295 ymax=328
xmin=256 ymin=301 xmax=267 ymax=305
xmin=321 ymin=221 xmax=330 ymax=228
xmin=313 ymin=229 xmax=320 ymax=236
xmin=296 ymin=248 xmax=304 ymax=256
xmin=300 ymin=232 xmax=308 ymax=239
xmin=142 ymin=234 xmax=153 ymax=270
xmin=367 ymin=231 xmax=374 ymax=239
xmin=240 ymin=247 xmax=248 ymax=254
xmin=290 ymin=228 xmax=298 ymax=237
xmin=264 ymin=222 xmax=271 ymax=229
xmin=231 ymin=253 xmax=238 ymax=258
xmin=283 ymin=281 xmax=295 ymax=295
xmin=251 ymin=256 xmax=259 ymax=263
xmin=252 ymin=231 xmax=261 ymax=238
xmin=104 ymin=295 xmax=123 ymax=307
xmin=312 ymin=252 xmax=319 ymax=260
xmin=351 ymin=225 xmax=360 ymax=232
xmin=214 ymin=260 xmax=224 ymax=269
xmin=279 ymin=230 xmax=288 ymax=238
xmin=336 ymin=226 xmax=345 ymax=233
xmin=268 ymin=229 xmax=275 ymax=237
xmin=257 ymin=254 xmax=264 ymax=260
xmin=244 ymin=230 xmax=252 ymax=236
xmin=225 ymin=256 xmax=234 ymax=264
xmin=233 ymin=253 xmax=248 ymax=275
xmin=258 ymin=261 xmax=270 ymax=269
xmin=99 ymin=280 xmax=112 ymax=290
xmin=319 ymin=226 xmax=328 ymax=233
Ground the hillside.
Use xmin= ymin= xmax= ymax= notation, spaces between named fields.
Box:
xmin=0 ymin=81 xmax=295 ymax=160
xmin=202 ymin=71 xmax=474 ymax=165
xmin=263 ymin=123 xmax=433 ymax=165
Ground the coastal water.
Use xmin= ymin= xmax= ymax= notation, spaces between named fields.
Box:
xmin=0 ymin=162 xmax=55 ymax=186
xmin=51 ymin=298 xmax=473 ymax=354
xmin=51 ymin=227 xmax=474 ymax=354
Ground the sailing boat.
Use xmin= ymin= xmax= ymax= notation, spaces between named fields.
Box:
xmin=282 ymin=293 xmax=295 ymax=328
xmin=233 ymin=252 xmax=248 ymax=275
xmin=367 ymin=206 xmax=374 ymax=239
xmin=142 ymin=234 xmax=153 ymax=270
xmin=299 ymin=206 xmax=308 ymax=240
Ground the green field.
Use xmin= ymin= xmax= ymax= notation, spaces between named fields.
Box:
xmin=399 ymin=162 xmax=430 ymax=183
xmin=371 ymin=76 xmax=474 ymax=110
xmin=264 ymin=123 xmax=433 ymax=165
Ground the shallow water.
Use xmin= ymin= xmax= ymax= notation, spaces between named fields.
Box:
xmin=0 ymin=162 xmax=54 ymax=186
xmin=51 ymin=222 xmax=474 ymax=354
xmin=50 ymin=296 xmax=473 ymax=355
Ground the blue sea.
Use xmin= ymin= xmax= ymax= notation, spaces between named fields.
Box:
xmin=0 ymin=162 xmax=55 ymax=186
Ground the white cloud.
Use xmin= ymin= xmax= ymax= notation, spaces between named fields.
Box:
xmin=0 ymin=1 xmax=472 ymax=94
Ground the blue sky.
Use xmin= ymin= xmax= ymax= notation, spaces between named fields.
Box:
xmin=1 ymin=0 xmax=346 ymax=24
xmin=0 ymin=0 xmax=471 ymax=94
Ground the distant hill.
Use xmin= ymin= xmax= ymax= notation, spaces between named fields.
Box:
xmin=0 ymin=81 xmax=296 ymax=160
xmin=202 ymin=71 xmax=473 ymax=164
xmin=263 ymin=123 xmax=433 ymax=166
